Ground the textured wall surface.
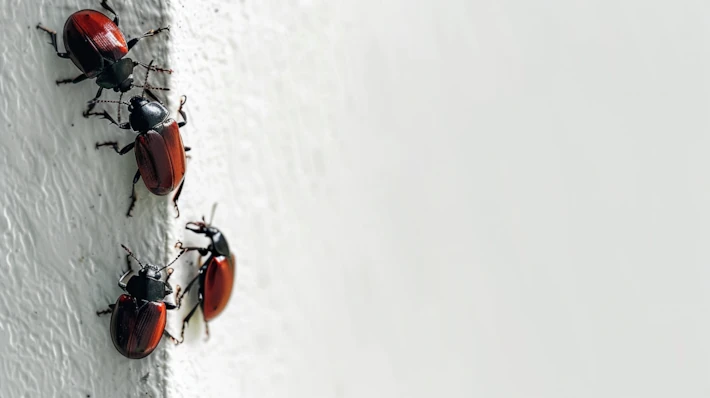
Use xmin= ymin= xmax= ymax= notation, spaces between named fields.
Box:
xmin=0 ymin=0 xmax=177 ymax=396
xmin=7 ymin=0 xmax=710 ymax=397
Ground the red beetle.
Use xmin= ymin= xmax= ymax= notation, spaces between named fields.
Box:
xmin=97 ymin=245 xmax=184 ymax=359
xmin=94 ymin=76 xmax=188 ymax=217
xmin=37 ymin=0 xmax=170 ymax=115
xmin=175 ymin=210 xmax=236 ymax=339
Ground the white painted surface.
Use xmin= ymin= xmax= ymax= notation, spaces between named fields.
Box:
xmin=3 ymin=0 xmax=710 ymax=397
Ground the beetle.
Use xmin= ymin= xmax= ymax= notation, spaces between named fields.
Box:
xmin=97 ymin=245 xmax=184 ymax=359
xmin=37 ymin=0 xmax=170 ymax=116
xmin=92 ymin=69 xmax=188 ymax=217
xmin=174 ymin=209 xmax=236 ymax=339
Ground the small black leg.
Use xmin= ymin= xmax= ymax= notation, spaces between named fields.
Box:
xmin=176 ymin=274 xmax=201 ymax=308
xmin=56 ymin=73 xmax=88 ymax=85
xmin=36 ymin=24 xmax=70 ymax=58
xmin=96 ymin=303 xmax=116 ymax=316
xmin=163 ymin=329 xmax=183 ymax=345
xmin=83 ymin=87 xmax=104 ymax=117
xmin=95 ymin=141 xmax=135 ymax=154
xmin=177 ymin=95 xmax=188 ymax=128
xmin=172 ymin=179 xmax=185 ymax=218
xmin=127 ymin=27 xmax=170 ymax=50
xmin=87 ymin=110 xmax=131 ymax=129
xmin=127 ymin=170 xmax=141 ymax=217
xmin=100 ymin=0 xmax=119 ymax=25
xmin=174 ymin=241 xmax=210 ymax=257
xmin=180 ymin=301 xmax=202 ymax=341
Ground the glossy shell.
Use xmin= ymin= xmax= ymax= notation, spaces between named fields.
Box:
xmin=63 ymin=10 xmax=128 ymax=77
xmin=110 ymin=294 xmax=166 ymax=359
xmin=134 ymin=120 xmax=186 ymax=195
xmin=201 ymin=254 xmax=236 ymax=321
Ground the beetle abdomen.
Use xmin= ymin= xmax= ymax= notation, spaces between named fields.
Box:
xmin=63 ymin=10 xmax=127 ymax=77
xmin=135 ymin=121 xmax=185 ymax=196
xmin=110 ymin=295 xmax=166 ymax=359
xmin=202 ymin=255 xmax=236 ymax=321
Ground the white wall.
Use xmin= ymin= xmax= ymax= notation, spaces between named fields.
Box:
xmin=3 ymin=0 xmax=710 ymax=397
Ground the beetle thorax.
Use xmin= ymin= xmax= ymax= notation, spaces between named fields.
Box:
xmin=128 ymin=97 xmax=169 ymax=132
xmin=125 ymin=268 xmax=167 ymax=302
xmin=96 ymin=58 xmax=135 ymax=91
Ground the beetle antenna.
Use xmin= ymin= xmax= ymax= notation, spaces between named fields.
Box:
xmin=117 ymin=92 xmax=124 ymax=124
xmin=133 ymin=84 xmax=170 ymax=91
xmin=135 ymin=61 xmax=173 ymax=74
xmin=159 ymin=250 xmax=185 ymax=272
xmin=142 ymin=60 xmax=154 ymax=98
xmin=89 ymin=99 xmax=130 ymax=106
xmin=121 ymin=244 xmax=146 ymax=269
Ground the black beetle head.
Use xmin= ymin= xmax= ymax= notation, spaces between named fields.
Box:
xmin=128 ymin=96 xmax=150 ymax=112
xmin=139 ymin=264 xmax=161 ymax=280
xmin=186 ymin=221 xmax=230 ymax=257
xmin=127 ymin=96 xmax=169 ymax=132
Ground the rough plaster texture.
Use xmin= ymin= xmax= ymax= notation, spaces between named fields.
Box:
xmin=0 ymin=0 xmax=177 ymax=396
xmin=9 ymin=0 xmax=710 ymax=397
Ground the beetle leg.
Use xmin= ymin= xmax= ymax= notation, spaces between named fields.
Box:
xmin=164 ymin=268 xmax=175 ymax=284
xmin=86 ymin=112 xmax=130 ymax=130
xmin=127 ymin=26 xmax=170 ymax=50
xmin=182 ymin=247 xmax=209 ymax=256
xmin=180 ymin=301 xmax=202 ymax=341
xmin=163 ymin=329 xmax=183 ymax=345
xmin=177 ymin=95 xmax=188 ymax=128
xmin=127 ymin=170 xmax=141 ymax=217
xmin=204 ymin=322 xmax=210 ymax=341
xmin=36 ymin=24 xmax=70 ymax=58
xmin=81 ymin=87 xmax=105 ymax=117
xmin=96 ymin=304 xmax=116 ymax=316
xmin=95 ymin=141 xmax=135 ymax=155
xmin=86 ymin=111 xmax=114 ymax=124
xmin=99 ymin=0 xmax=119 ymax=26
xmin=56 ymin=73 xmax=88 ymax=85
xmin=119 ymin=142 xmax=135 ymax=154
xmin=174 ymin=241 xmax=210 ymax=256
xmin=176 ymin=274 xmax=201 ymax=309
xmin=172 ymin=179 xmax=185 ymax=218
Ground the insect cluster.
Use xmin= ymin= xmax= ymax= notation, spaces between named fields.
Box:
xmin=37 ymin=1 xmax=237 ymax=359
